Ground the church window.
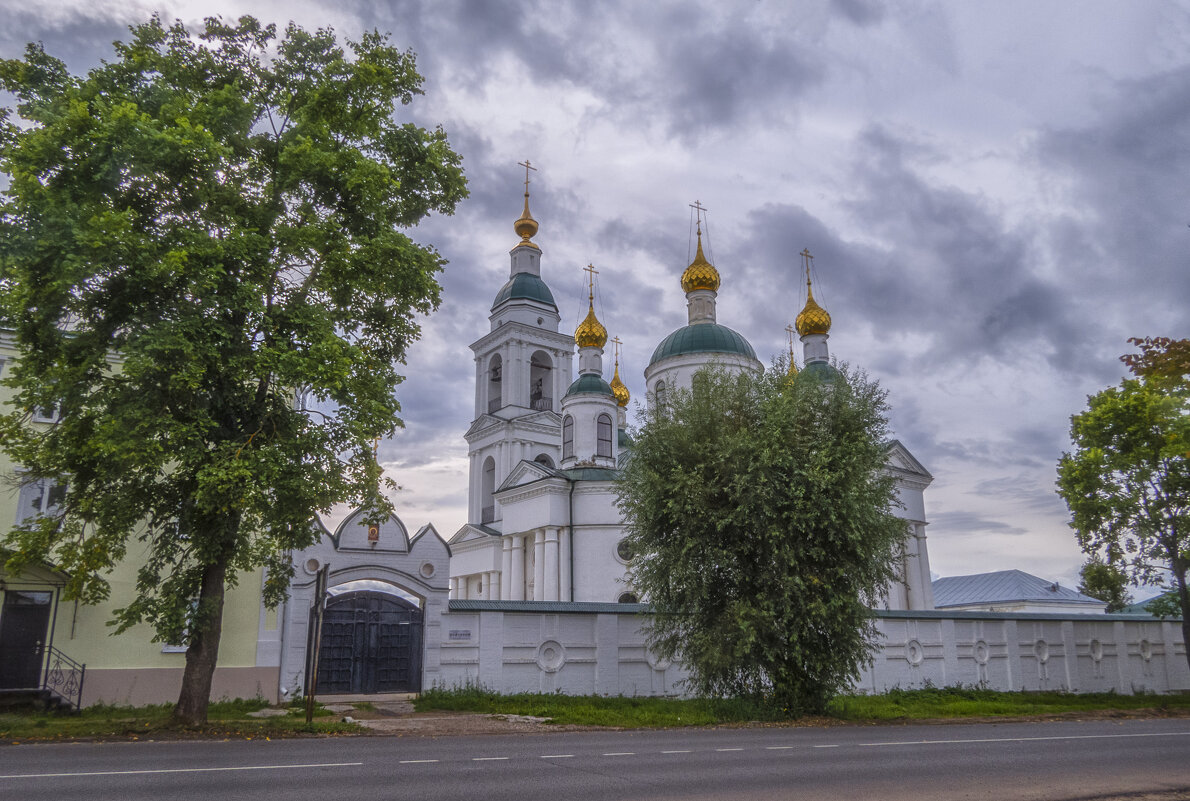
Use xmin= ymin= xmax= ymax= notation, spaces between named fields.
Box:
xmin=529 ymin=350 xmax=552 ymax=411
xmin=616 ymin=538 xmax=634 ymax=563
xmin=596 ymin=413 xmax=613 ymax=457
xmin=617 ymin=592 xmax=639 ymax=604
xmin=562 ymin=415 xmax=574 ymax=459
xmin=654 ymin=380 xmax=666 ymax=406
xmin=534 ymin=453 xmax=555 ymax=469
xmin=481 ymin=457 xmax=496 ymax=524
xmin=487 ymin=354 xmax=503 ymax=414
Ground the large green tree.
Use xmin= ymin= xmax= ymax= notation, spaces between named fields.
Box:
xmin=617 ymin=364 xmax=906 ymax=714
xmin=0 ymin=16 xmax=465 ymax=722
xmin=1077 ymin=557 xmax=1132 ymax=613
xmin=1057 ymin=338 xmax=1189 ymax=670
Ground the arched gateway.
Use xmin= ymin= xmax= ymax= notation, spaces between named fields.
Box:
xmin=279 ymin=509 xmax=450 ymax=700
xmin=315 ymin=590 xmax=423 ymax=694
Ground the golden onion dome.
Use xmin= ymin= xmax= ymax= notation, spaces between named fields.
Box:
xmin=795 ymin=282 xmax=832 ymax=336
xmin=680 ymin=231 xmax=720 ymax=293
xmin=514 ymin=191 xmax=539 ymax=249
xmin=575 ymin=301 xmax=608 ymax=349
xmin=610 ymin=362 xmax=630 ymax=407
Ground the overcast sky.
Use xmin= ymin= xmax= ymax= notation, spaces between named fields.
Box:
xmin=3 ymin=0 xmax=1187 ymax=595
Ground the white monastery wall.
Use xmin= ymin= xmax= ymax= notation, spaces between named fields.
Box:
xmin=435 ymin=603 xmax=1189 ymax=697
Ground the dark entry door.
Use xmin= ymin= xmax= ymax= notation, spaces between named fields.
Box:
xmin=315 ymin=591 xmax=422 ymax=694
xmin=0 ymin=590 xmax=53 ymax=689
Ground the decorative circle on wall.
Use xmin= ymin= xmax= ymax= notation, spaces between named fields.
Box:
xmin=1090 ymin=639 xmax=1104 ymax=662
xmin=1139 ymin=639 xmax=1153 ymax=661
xmin=615 ymin=539 xmax=634 ymax=564
xmin=303 ymin=558 xmax=321 ymax=575
xmin=646 ymin=649 xmax=672 ymax=672
xmin=419 ymin=561 xmax=436 ymax=579
xmin=1034 ymin=640 xmax=1050 ymax=663
xmin=905 ymin=639 xmax=924 ymax=666
xmin=536 ymin=640 xmax=566 ymax=673
xmin=973 ymin=640 xmax=990 ymax=665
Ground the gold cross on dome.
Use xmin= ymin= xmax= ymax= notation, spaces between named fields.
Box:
xmin=518 ymin=159 xmax=537 ymax=193
xmin=612 ymin=336 xmax=623 ymax=363
xmin=584 ymin=263 xmax=599 ymax=301
xmin=689 ymin=199 xmax=707 ymax=233
xmin=801 ymin=248 xmax=814 ymax=285
xmin=785 ymin=324 xmax=796 ymax=351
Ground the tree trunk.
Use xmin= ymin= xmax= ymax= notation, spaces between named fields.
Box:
xmin=173 ymin=556 xmax=228 ymax=725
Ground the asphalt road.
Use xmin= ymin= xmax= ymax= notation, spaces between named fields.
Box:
xmin=2 ymin=718 xmax=1189 ymax=801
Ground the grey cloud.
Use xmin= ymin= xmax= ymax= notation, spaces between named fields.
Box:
xmin=928 ymin=511 xmax=1028 ymax=537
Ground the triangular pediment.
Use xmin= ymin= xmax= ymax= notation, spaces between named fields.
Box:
xmin=497 ymin=459 xmax=559 ymax=492
xmin=449 ymin=523 xmax=502 ymax=545
xmin=465 ymin=414 xmax=503 ymax=438
xmin=885 ymin=439 xmax=932 ymax=481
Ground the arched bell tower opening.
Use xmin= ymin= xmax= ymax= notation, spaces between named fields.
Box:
xmin=529 ymin=350 xmax=553 ymax=411
xmin=487 ymin=354 xmax=503 ymax=414
xmin=481 ymin=456 xmax=497 ymax=524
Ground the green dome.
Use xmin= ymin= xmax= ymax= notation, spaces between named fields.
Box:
xmin=492 ymin=272 xmax=556 ymax=310
xmin=800 ymin=360 xmax=839 ymax=382
xmin=564 ymin=373 xmax=615 ymax=398
xmin=649 ymin=323 xmax=757 ymax=367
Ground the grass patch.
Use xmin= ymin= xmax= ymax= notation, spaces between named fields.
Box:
xmin=0 ymin=698 xmax=359 ymax=743
xmin=415 ymin=687 xmax=790 ymax=727
xmin=827 ymin=686 xmax=1190 ymax=720
xmin=416 ymin=686 xmax=1190 ymax=728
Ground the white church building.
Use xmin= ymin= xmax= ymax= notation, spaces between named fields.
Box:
xmin=447 ymin=182 xmax=937 ymax=612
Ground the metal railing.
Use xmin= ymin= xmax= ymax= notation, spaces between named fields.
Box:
xmin=42 ymin=646 xmax=85 ymax=711
xmin=530 ymin=396 xmax=552 ymax=411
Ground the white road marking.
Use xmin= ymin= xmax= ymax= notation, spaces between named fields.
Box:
xmin=765 ymin=746 xmax=794 ymax=750
xmin=0 ymin=762 xmax=362 ymax=780
xmin=398 ymin=760 xmax=439 ymax=764
xmin=472 ymin=757 xmax=509 ymax=761
xmin=603 ymin=752 xmax=635 ymax=756
xmin=813 ymin=744 xmax=839 ymax=748
xmin=541 ymin=754 xmax=574 ymax=759
xmin=859 ymin=731 xmax=1190 ymax=748
xmin=716 ymin=748 xmax=744 ymax=752
xmin=661 ymin=750 xmax=692 ymax=754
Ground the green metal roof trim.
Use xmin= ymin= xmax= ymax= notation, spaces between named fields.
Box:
xmin=564 ymin=373 xmax=615 ymax=398
xmin=450 ymin=599 xmax=648 ymax=613
xmin=648 ymin=322 xmax=757 ymax=366
xmin=617 ymin=428 xmax=632 ymax=448
xmin=491 ymin=272 xmax=557 ymax=310
xmin=799 ymin=360 xmax=839 ymax=381
xmin=560 ymin=467 xmax=619 ymax=481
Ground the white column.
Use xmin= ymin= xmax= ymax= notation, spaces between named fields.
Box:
xmin=474 ymin=357 xmax=483 ymax=418
xmin=487 ymin=570 xmax=500 ymax=601
xmin=501 ymin=537 xmax=513 ymax=600
xmin=544 ymin=527 xmax=560 ymax=601
xmin=915 ymin=525 xmax=936 ymax=609
xmin=450 ymin=577 xmax=459 ymax=599
xmin=511 ymin=535 xmax=526 ymax=601
xmin=533 ymin=530 xmax=546 ymax=601
xmin=559 ymin=527 xmax=572 ymax=601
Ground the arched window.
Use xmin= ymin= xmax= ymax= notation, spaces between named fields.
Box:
xmin=562 ymin=415 xmax=574 ymax=460
xmin=481 ymin=456 xmax=496 ymax=523
xmin=597 ymin=413 xmax=613 ymax=457
xmin=618 ymin=592 xmax=639 ymax=604
xmin=529 ymin=350 xmax=552 ymax=411
xmin=487 ymin=354 xmax=503 ymax=414
xmin=654 ymin=380 xmax=666 ymax=407
xmin=534 ymin=453 xmax=555 ymax=469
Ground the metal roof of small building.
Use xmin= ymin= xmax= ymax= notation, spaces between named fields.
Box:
xmin=932 ymin=569 xmax=1103 ymax=608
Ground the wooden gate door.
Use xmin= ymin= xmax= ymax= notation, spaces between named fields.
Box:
xmin=0 ymin=590 xmax=52 ymax=689
xmin=315 ymin=591 xmax=422 ymax=694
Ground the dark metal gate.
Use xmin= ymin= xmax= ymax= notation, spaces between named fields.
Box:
xmin=314 ymin=591 xmax=422 ymax=694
